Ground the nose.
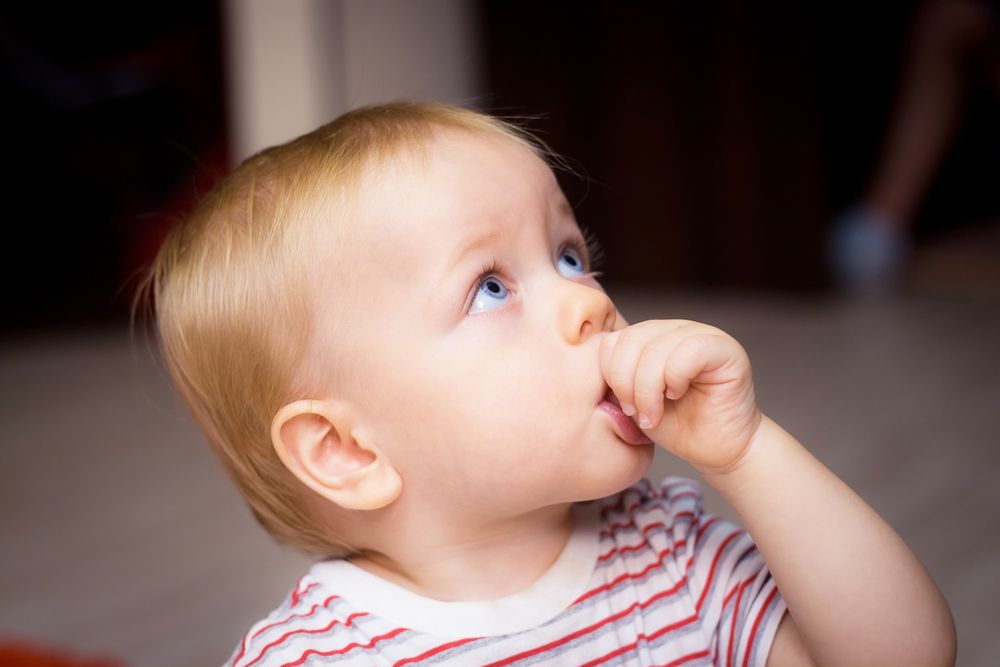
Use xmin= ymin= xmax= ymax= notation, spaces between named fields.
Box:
xmin=557 ymin=280 xmax=618 ymax=344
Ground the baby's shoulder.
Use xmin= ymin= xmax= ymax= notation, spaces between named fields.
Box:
xmin=223 ymin=574 xmax=368 ymax=667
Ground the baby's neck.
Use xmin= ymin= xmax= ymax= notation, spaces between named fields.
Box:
xmin=346 ymin=502 xmax=575 ymax=602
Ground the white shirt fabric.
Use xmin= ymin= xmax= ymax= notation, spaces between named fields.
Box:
xmin=225 ymin=476 xmax=787 ymax=667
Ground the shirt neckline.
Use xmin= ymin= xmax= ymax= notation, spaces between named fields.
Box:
xmin=307 ymin=500 xmax=603 ymax=637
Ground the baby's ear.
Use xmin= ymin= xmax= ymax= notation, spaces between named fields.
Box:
xmin=270 ymin=400 xmax=402 ymax=511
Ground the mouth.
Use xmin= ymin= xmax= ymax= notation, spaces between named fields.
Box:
xmin=596 ymin=383 xmax=653 ymax=446
xmin=600 ymin=383 xmax=622 ymax=409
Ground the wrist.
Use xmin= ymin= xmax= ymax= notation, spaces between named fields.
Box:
xmin=692 ymin=412 xmax=787 ymax=493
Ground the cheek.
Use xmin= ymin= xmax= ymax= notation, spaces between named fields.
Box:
xmin=375 ymin=332 xmax=575 ymax=475
xmin=454 ymin=355 xmax=573 ymax=469
xmin=421 ymin=348 xmax=561 ymax=452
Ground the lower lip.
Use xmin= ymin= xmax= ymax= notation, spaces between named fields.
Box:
xmin=597 ymin=400 xmax=654 ymax=446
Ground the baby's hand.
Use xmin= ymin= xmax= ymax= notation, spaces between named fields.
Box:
xmin=599 ymin=320 xmax=762 ymax=473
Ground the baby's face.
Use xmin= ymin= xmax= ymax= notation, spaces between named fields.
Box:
xmin=315 ymin=128 xmax=654 ymax=518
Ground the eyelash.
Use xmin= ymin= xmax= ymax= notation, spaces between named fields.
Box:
xmin=469 ymin=230 xmax=606 ymax=308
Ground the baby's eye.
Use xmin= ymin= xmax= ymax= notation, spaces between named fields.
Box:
xmin=467 ymin=244 xmax=590 ymax=315
xmin=469 ymin=269 xmax=510 ymax=315
xmin=557 ymin=245 xmax=587 ymax=277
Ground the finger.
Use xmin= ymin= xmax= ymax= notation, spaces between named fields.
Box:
xmin=604 ymin=320 xmax=685 ymax=416
xmin=632 ymin=337 xmax=673 ymax=429
xmin=631 ymin=324 xmax=721 ymax=428
xmin=662 ymin=333 xmax=731 ymax=400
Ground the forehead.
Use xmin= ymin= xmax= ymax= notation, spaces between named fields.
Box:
xmin=382 ymin=128 xmax=558 ymax=229
xmin=353 ymin=128 xmax=568 ymax=263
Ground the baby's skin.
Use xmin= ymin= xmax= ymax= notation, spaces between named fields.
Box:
xmin=599 ymin=319 xmax=956 ymax=666
xmin=600 ymin=319 xmax=759 ymax=471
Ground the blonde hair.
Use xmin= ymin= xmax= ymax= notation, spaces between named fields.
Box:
xmin=133 ymin=101 xmax=559 ymax=557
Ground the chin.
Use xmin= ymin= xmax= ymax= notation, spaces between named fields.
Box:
xmin=620 ymin=443 xmax=656 ymax=489
xmin=575 ymin=442 xmax=655 ymax=503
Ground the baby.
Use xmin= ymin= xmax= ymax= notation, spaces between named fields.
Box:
xmin=141 ymin=101 xmax=956 ymax=666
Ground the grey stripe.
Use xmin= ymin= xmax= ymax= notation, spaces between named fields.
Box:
xmin=713 ymin=549 xmax=768 ymax=634
xmin=303 ymin=620 xmax=415 ymax=665
xmin=687 ymin=521 xmax=746 ymax=619
xmin=741 ymin=585 xmax=784 ymax=667
xmin=248 ymin=606 xmax=388 ymax=666
xmin=483 ymin=579 xmax=697 ymax=666
xmin=399 ymin=569 xmax=693 ymax=667
xmin=599 ymin=627 xmax=713 ymax=667
xmin=248 ymin=596 xmax=354 ymax=649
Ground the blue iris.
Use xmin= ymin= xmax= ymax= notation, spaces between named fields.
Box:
xmin=469 ymin=247 xmax=587 ymax=314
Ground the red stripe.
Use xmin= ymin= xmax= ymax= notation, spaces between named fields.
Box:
xmin=597 ymin=541 xmax=640 ymax=562
xmin=694 ymin=514 xmax=722 ymax=544
xmin=281 ymin=626 xmax=409 ymax=667
xmin=600 ymin=487 xmax=645 ymax=516
xmin=581 ymin=513 xmax=727 ymax=609
xmin=600 ymin=511 xmax=695 ymax=540
xmin=601 ymin=518 xmax=638 ymax=534
xmin=245 ymin=611 xmax=368 ymax=667
xmin=615 ymin=490 xmax=700 ymax=519
xmin=724 ymin=545 xmax=763 ymax=667
xmin=682 ymin=520 xmax=738 ymax=581
xmin=661 ymin=649 xmax=708 ymax=667
xmin=741 ymin=586 xmax=780 ymax=667
xmin=586 ymin=641 xmax=710 ymax=667
xmin=722 ymin=579 xmax=742 ymax=609
xmin=727 ymin=577 xmax=755 ymax=667
xmin=680 ymin=517 xmax=723 ymax=581
xmin=597 ymin=536 xmax=664 ymax=562
xmin=663 ymin=490 xmax=700 ymax=503
xmin=695 ymin=529 xmax=741 ymax=612
xmin=577 ymin=617 xmax=708 ymax=667
xmin=658 ymin=649 xmax=713 ymax=667
xmin=597 ymin=512 xmax=720 ymax=576
xmin=290 ymin=580 xmax=319 ymax=607
xmin=484 ymin=579 xmax=693 ymax=667
xmin=392 ymin=636 xmax=483 ymax=666
xmin=231 ymin=593 xmax=339 ymax=666
xmin=658 ymin=479 xmax=697 ymax=495
xmin=597 ymin=518 xmax=694 ymax=560
xmin=573 ymin=540 xmax=686 ymax=606
xmin=599 ymin=480 xmax=696 ymax=519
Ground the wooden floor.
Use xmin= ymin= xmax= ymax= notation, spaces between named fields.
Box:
xmin=2 ymin=287 xmax=998 ymax=667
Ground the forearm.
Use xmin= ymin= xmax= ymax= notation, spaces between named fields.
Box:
xmin=697 ymin=414 xmax=956 ymax=667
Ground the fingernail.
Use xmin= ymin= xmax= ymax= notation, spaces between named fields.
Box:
xmin=622 ymin=402 xmax=635 ymax=416
xmin=638 ymin=414 xmax=653 ymax=429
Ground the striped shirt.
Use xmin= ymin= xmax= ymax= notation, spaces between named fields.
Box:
xmin=225 ymin=476 xmax=786 ymax=667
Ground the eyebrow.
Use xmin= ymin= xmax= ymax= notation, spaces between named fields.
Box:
xmin=449 ymin=229 xmax=504 ymax=269
xmin=447 ymin=199 xmax=576 ymax=270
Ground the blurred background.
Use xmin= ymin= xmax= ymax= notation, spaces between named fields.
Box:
xmin=1 ymin=1 xmax=998 ymax=665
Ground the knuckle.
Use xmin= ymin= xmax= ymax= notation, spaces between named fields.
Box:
xmin=678 ymin=333 xmax=712 ymax=356
xmin=607 ymin=368 xmax=632 ymax=390
xmin=706 ymin=324 xmax=728 ymax=337
xmin=647 ymin=338 xmax=674 ymax=358
xmin=616 ymin=326 xmax=642 ymax=347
